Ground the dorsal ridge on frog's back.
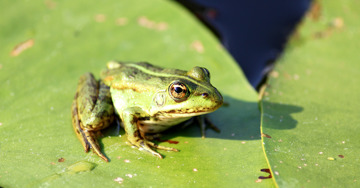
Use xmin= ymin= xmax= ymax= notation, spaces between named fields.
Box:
xmin=101 ymin=61 xmax=216 ymax=94
xmin=129 ymin=62 xmax=212 ymax=87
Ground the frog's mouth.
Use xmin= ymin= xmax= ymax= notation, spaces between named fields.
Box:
xmin=159 ymin=108 xmax=215 ymax=118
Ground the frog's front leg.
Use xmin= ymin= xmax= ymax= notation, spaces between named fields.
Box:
xmin=197 ymin=116 xmax=221 ymax=138
xmin=182 ymin=116 xmax=221 ymax=138
xmin=121 ymin=107 xmax=178 ymax=159
xmin=71 ymin=73 xmax=115 ymax=162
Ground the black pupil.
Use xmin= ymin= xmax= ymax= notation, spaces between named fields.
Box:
xmin=174 ymin=86 xmax=183 ymax=93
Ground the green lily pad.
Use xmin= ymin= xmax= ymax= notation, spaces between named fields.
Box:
xmin=261 ymin=0 xmax=360 ymax=187
xmin=0 ymin=0 xmax=273 ymax=187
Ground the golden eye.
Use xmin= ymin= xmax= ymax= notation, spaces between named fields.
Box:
xmin=169 ymin=82 xmax=189 ymax=101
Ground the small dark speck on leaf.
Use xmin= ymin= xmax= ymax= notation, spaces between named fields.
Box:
xmin=308 ymin=1 xmax=321 ymax=21
xmin=261 ymin=133 xmax=272 ymax=138
xmin=58 ymin=157 xmax=65 ymax=162
xmin=156 ymin=138 xmax=179 ymax=144
xmin=338 ymin=155 xmax=344 ymax=158
xmin=258 ymin=168 xmax=272 ymax=179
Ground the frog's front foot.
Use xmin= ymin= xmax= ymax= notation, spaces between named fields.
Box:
xmin=128 ymin=137 xmax=179 ymax=159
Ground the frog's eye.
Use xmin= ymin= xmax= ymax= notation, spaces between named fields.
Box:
xmin=169 ymin=82 xmax=189 ymax=102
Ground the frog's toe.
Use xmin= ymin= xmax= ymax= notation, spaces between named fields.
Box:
xmin=146 ymin=141 xmax=179 ymax=152
xmin=84 ymin=130 xmax=109 ymax=162
xmin=137 ymin=140 xmax=163 ymax=159
xmin=131 ymin=140 xmax=178 ymax=159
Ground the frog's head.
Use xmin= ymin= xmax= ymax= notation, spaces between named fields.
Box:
xmin=153 ymin=66 xmax=223 ymax=117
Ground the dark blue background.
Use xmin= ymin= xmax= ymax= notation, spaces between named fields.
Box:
xmin=175 ymin=0 xmax=311 ymax=88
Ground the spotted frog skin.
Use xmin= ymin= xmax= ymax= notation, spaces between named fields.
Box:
xmin=71 ymin=61 xmax=223 ymax=161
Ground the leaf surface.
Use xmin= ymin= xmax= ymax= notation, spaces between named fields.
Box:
xmin=261 ymin=0 xmax=360 ymax=187
xmin=0 ymin=0 xmax=272 ymax=187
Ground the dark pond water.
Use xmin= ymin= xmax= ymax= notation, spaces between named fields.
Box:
xmin=175 ymin=0 xmax=311 ymax=89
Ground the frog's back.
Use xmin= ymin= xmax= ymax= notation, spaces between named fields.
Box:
xmin=116 ymin=62 xmax=187 ymax=78
xmin=101 ymin=61 xmax=187 ymax=89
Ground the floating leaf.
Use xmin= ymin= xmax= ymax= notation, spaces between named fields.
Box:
xmin=261 ymin=0 xmax=360 ymax=187
xmin=0 ymin=0 xmax=272 ymax=187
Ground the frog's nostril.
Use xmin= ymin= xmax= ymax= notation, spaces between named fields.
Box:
xmin=202 ymin=93 xmax=209 ymax=98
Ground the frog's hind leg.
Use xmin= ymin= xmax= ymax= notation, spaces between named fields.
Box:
xmin=71 ymin=73 xmax=115 ymax=162
xmin=71 ymin=100 xmax=90 ymax=152
xmin=83 ymin=130 xmax=109 ymax=162
xmin=72 ymin=102 xmax=108 ymax=161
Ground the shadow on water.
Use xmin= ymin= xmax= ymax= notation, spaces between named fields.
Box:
xmin=101 ymin=95 xmax=303 ymax=143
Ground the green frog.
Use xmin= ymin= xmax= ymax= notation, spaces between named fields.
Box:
xmin=71 ymin=61 xmax=223 ymax=161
